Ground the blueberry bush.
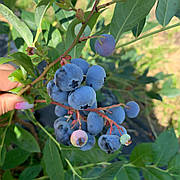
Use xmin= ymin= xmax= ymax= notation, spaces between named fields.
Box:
xmin=0 ymin=0 xmax=180 ymax=179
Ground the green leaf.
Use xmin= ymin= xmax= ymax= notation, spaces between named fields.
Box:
xmin=35 ymin=0 xmax=51 ymax=29
xmin=2 ymin=170 xmax=13 ymax=180
xmin=2 ymin=147 xmax=30 ymax=170
xmin=110 ymin=0 xmax=156 ymax=42
xmin=44 ymin=28 xmax=62 ymax=48
xmin=0 ymin=4 xmax=33 ymax=46
xmin=13 ymin=125 xmax=40 ymax=153
xmin=99 ymin=162 xmax=140 ymax=180
xmin=146 ymin=91 xmax=163 ymax=101
xmin=8 ymin=69 xmax=26 ymax=84
xmin=0 ymin=145 xmax=6 ymax=167
xmin=82 ymin=167 xmax=104 ymax=179
xmin=43 ymin=138 xmax=64 ymax=180
xmin=21 ymin=10 xmax=36 ymax=31
xmin=155 ymin=72 xmax=172 ymax=80
xmin=62 ymin=144 xmax=120 ymax=166
xmin=19 ymin=165 xmax=42 ymax=180
xmin=152 ymin=129 xmax=179 ymax=166
xmin=53 ymin=3 xmax=75 ymax=31
xmin=0 ymin=57 xmax=14 ymax=65
xmin=168 ymin=154 xmax=180 ymax=175
xmin=162 ymin=78 xmax=173 ymax=89
xmin=138 ymin=76 xmax=158 ymax=84
xmin=156 ymin=0 xmax=180 ymax=27
xmin=0 ymin=21 xmax=10 ymax=34
xmin=143 ymin=167 xmax=173 ymax=180
xmin=130 ymin=143 xmax=153 ymax=167
xmin=10 ymin=52 xmax=36 ymax=78
xmin=160 ymin=88 xmax=180 ymax=98
xmin=34 ymin=0 xmax=54 ymax=44
xmin=132 ymin=18 xmax=146 ymax=37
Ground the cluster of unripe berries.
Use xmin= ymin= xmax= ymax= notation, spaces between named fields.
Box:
xmin=46 ymin=34 xmax=140 ymax=153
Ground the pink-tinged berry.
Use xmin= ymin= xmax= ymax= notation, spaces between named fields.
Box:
xmin=70 ymin=130 xmax=88 ymax=147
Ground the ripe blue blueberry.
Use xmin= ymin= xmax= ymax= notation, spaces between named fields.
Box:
xmin=95 ymin=34 xmax=115 ymax=57
xmin=68 ymin=86 xmax=96 ymax=110
xmin=87 ymin=111 xmax=104 ymax=135
xmin=54 ymin=120 xmax=72 ymax=146
xmin=54 ymin=63 xmax=83 ymax=91
xmin=98 ymin=135 xmax=121 ymax=154
xmin=46 ymin=80 xmax=68 ymax=104
xmin=86 ymin=65 xmax=106 ymax=91
xmin=54 ymin=104 xmax=69 ymax=117
xmin=54 ymin=117 xmax=69 ymax=125
xmin=106 ymin=125 xmax=127 ymax=137
xmin=80 ymin=133 xmax=96 ymax=151
xmin=125 ymin=101 xmax=140 ymax=118
xmin=71 ymin=58 xmax=90 ymax=75
xmin=106 ymin=106 xmax=125 ymax=124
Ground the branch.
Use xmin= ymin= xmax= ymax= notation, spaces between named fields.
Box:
xmin=84 ymin=103 xmax=126 ymax=111
xmin=35 ymin=99 xmax=127 ymax=136
xmin=18 ymin=0 xmax=100 ymax=96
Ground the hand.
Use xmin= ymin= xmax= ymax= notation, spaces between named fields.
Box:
xmin=0 ymin=64 xmax=33 ymax=116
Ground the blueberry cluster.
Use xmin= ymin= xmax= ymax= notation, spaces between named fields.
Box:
xmin=46 ymin=34 xmax=140 ymax=153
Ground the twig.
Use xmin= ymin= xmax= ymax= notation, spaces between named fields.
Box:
xmin=35 ymin=99 xmax=73 ymax=111
xmin=84 ymin=103 xmax=126 ymax=111
xmin=18 ymin=0 xmax=100 ymax=96
xmin=79 ymin=35 xmax=103 ymax=42
xmin=35 ymin=99 xmax=126 ymax=135
xmin=76 ymin=110 xmax=81 ymax=129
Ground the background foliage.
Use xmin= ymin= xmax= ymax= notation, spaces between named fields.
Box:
xmin=0 ymin=0 xmax=180 ymax=179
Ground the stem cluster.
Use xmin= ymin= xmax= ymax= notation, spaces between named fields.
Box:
xmin=35 ymin=99 xmax=127 ymax=135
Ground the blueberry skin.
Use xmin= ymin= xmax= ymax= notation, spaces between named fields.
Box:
xmin=54 ymin=104 xmax=69 ymax=117
xmin=80 ymin=133 xmax=96 ymax=151
xmin=54 ymin=63 xmax=83 ymax=91
xmin=71 ymin=58 xmax=90 ymax=75
xmin=86 ymin=65 xmax=106 ymax=91
xmin=95 ymin=34 xmax=115 ymax=57
xmin=47 ymin=80 xmax=68 ymax=104
xmin=54 ymin=121 xmax=72 ymax=146
xmin=54 ymin=117 xmax=69 ymax=129
xmin=106 ymin=106 xmax=125 ymax=124
xmin=87 ymin=112 xmax=104 ymax=135
xmin=125 ymin=101 xmax=140 ymax=118
xmin=68 ymin=86 xmax=96 ymax=110
xmin=106 ymin=125 xmax=127 ymax=137
xmin=98 ymin=135 xmax=121 ymax=154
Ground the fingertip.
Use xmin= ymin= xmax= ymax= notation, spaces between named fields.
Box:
xmin=0 ymin=94 xmax=24 ymax=115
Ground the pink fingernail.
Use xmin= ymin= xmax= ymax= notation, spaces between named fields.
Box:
xmin=15 ymin=102 xmax=34 ymax=110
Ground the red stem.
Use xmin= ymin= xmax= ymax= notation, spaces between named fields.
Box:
xmin=35 ymin=99 xmax=125 ymax=135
